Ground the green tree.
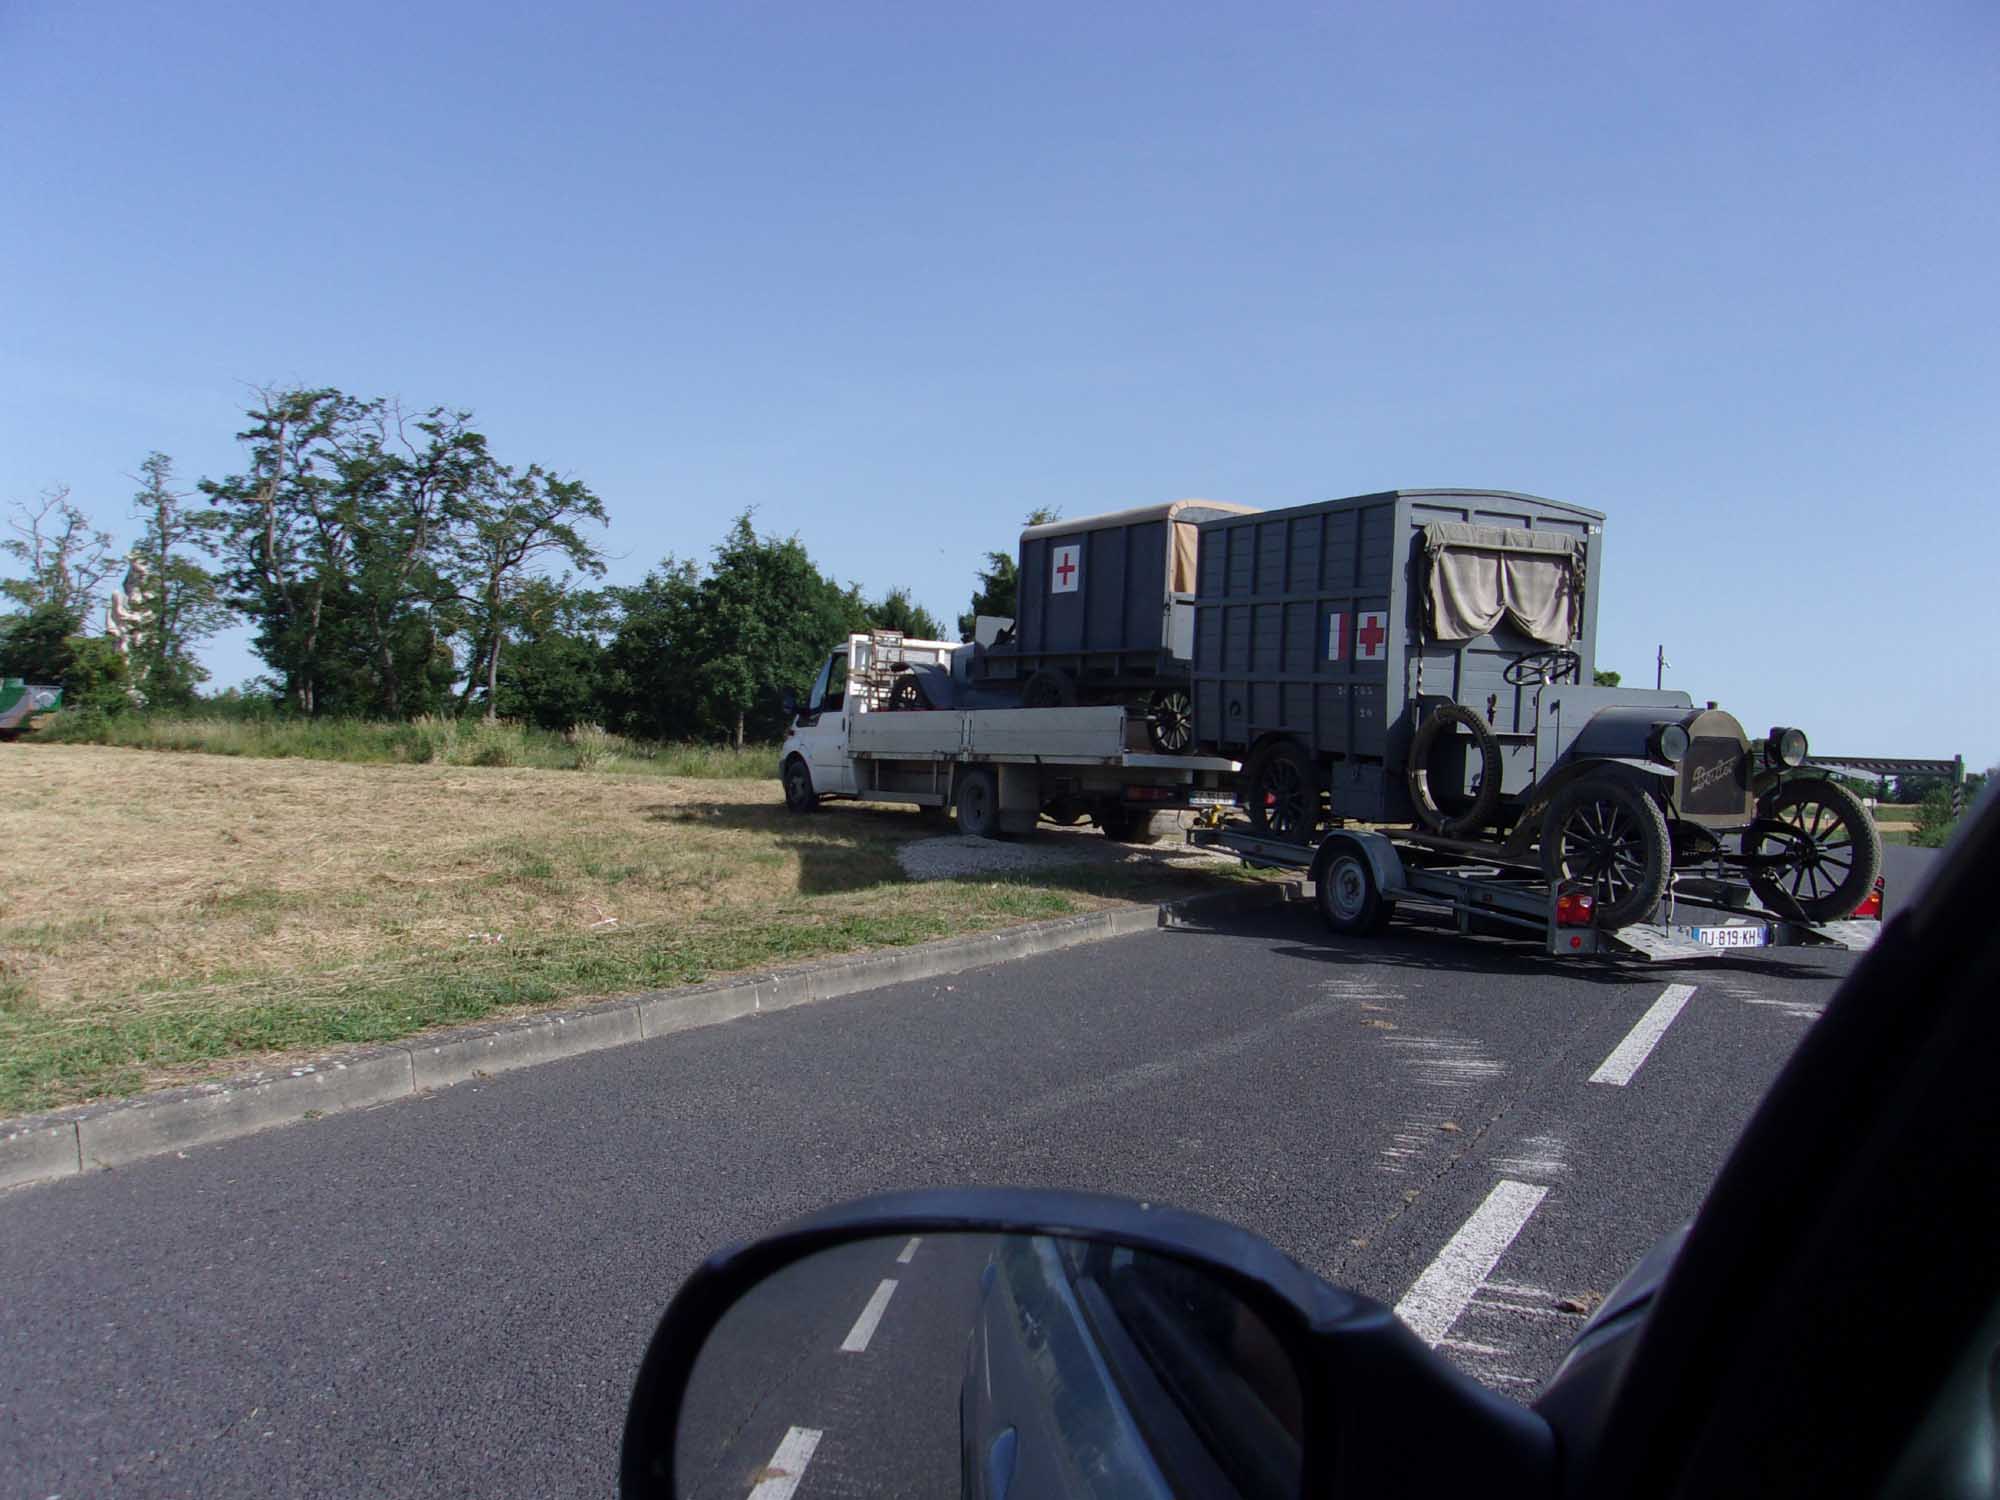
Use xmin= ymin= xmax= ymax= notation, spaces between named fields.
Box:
xmin=695 ymin=514 xmax=870 ymax=746
xmin=0 ymin=607 xmax=130 ymax=715
xmin=1592 ymin=669 xmax=1622 ymax=687
xmin=204 ymin=386 xmax=604 ymax=719
xmin=957 ymin=507 xmax=1059 ymax=640
xmin=602 ymin=558 xmax=705 ymax=739
xmin=201 ymin=387 xmax=365 ymax=715
xmin=867 ymin=587 xmax=944 ymax=641
xmin=125 ymin=453 xmax=234 ymax=706
xmin=2 ymin=486 xmax=116 ymax=628
xmin=451 ymin=465 xmax=608 ymax=717
xmin=605 ymin=514 xmax=868 ymax=745
xmin=487 ymin=579 xmax=615 ymax=730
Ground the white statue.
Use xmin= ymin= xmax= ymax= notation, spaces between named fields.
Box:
xmin=105 ymin=554 xmax=154 ymax=657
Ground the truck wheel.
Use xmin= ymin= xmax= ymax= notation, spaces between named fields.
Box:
xmin=1096 ymin=807 xmax=1164 ymax=845
xmin=1245 ymin=740 xmax=1320 ymax=843
xmin=1022 ymin=670 xmax=1076 ymax=709
xmin=1744 ymin=777 xmax=1882 ymax=922
xmin=1408 ymin=703 xmax=1503 ymax=837
xmin=955 ymin=765 xmax=1002 ymax=838
xmin=1313 ymin=839 xmax=1394 ymax=937
xmin=887 ymin=673 xmax=928 ymax=711
xmin=1538 ymin=775 xmax=1670 ymax=928
xmin=1146 ymin=689 xmax=1194 ymax=754
xmin=782 ymin=756 xmax=819 ymax=813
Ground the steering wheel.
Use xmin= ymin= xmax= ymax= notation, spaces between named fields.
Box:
xmin=1503 ymin=648 xmax=1583 ymax=687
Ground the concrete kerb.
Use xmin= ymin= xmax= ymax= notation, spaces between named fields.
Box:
xmin=1 ymin=881 xmax=1296 ymax=1194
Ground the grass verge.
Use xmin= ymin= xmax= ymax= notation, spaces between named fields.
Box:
xmin=0 ymin=745 xmax=1250 ymax=1114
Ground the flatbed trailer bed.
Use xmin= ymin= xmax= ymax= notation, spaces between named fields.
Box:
xmin=1189 ymin=822 xmax=1881 ymax=961
xmin=796 ymin=698 xmax=1238 ymax=837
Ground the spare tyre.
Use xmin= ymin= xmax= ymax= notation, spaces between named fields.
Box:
xmin=1408 ymin=703 xmax=1503 ymax=837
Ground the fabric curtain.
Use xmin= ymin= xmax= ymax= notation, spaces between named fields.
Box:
xmin=1422 ymin=522 xmax=1585 ymax=645
xmin=1171 ymin=522 xmax=1200 ymax=594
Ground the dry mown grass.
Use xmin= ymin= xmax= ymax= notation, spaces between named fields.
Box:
xmin=0 ymin=745 xmax=1246 ymax=1113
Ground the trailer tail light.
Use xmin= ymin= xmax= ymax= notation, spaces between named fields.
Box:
xmin=1850 ymin=877 xmax=1884 ymax=921
xmin=1556 ymin=891 xmax=1597 ymax=927
xmin=1123 ymin=785 xmax=1178 ymax=803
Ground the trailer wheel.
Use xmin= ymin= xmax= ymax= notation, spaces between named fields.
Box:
xmin=782 ymin=755 xmax=819 ymax=813
xmin=1408 ymin=703 xmax=1503 ymax=836
xmin=955 ymin=765 xmax=1003 ymax=838
xmin=1096 ymin=807 xmax=1164 ymax=845
xmin=887 ymin=672 xmax=928 ymax=711
xmin=1146 ymin=688 xmax=1194 ymax=754
xmin=1744 ymin=777 xmax=1882 ymax=922
xmin=1312 ymin=840 xmax=1394 ymax=937
xmin=1245 ymin=740 xmax=1320 ymax=843
xmin=1538 ymin=776 xmax=1670 ymax=928
xmin=1022 ymin=670 xmax=1077 ymax=709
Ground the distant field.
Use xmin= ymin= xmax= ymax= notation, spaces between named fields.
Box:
xmin=0 ymin=745 xmax=1246 ymax=1115
xmin=33 ymin=711 xmax=780 ymax=779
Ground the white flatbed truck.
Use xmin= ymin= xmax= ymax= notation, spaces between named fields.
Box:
xmin=781 ymin=633 xmax=1239 ymax=841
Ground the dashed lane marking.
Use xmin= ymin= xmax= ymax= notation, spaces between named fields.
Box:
xmin=897 ymin=1237 xmax=921 ymax=1264
xmin=1589 ymin=984 xmax=1696 ymax=1086
xmin=1395 ymin=1179 xmax=1550 ymax=1347
xmin=747 ymin=1426 xmax=822 ymax=1500
xmin=839 ymin=1278 xmax=899 ymax=1353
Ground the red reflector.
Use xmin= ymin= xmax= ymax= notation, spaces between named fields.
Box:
xmin=1556 ymin=891 xmax=1596 ymax=927
xmin=1124 ymin=785 xmax=1176 ymax=802
xmin=1850 ymin=877 xmax=1884 ymax=921
xmin=1570 ymin=935 xmax=1584 ymax=949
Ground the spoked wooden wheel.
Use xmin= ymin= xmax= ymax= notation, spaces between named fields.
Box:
xmin=1538 ymin=776 xmax=1670 ymax=928
xmin=1745 ymin=777 xmax=1882 ymax=922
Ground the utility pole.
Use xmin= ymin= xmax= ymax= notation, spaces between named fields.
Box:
xmin=1655 ymin=644 xmax=1669 ymax=690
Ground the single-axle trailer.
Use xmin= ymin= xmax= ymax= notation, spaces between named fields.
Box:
xmin=1189 ymin=820 xmax=1883 ymax=962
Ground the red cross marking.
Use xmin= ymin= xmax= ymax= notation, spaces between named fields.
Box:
xmin=1357 ymin=614 xmax=1388 ymax=656
xmin=1056 ymin=554 xmax=1076 ymax=586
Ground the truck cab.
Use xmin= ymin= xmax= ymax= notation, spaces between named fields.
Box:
xmin=785 ymin=634 xmax=964 ymax=798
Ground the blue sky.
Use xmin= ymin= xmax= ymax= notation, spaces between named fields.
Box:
xmin=4 ymin=0 xmax=1994 ymax=765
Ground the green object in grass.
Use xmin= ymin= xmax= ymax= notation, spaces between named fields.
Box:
xmin=0 ymin=678 xmax=63 ymax=735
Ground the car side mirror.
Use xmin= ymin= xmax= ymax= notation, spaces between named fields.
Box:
xmin=619 ymin=1189 xmax=1552 ymax=1498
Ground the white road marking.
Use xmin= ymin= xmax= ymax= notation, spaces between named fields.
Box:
xmin=897 ymin=1236 xmax=921 ymax=1264
xmin=1589 ymin=984 xmax=1696 ymax=1086
xmin=1395 ymin=1179 xmax=1549 ymax=1347
xmin=747 ymin=1426 xmax=822 ymax=1500
xmin=840 ymin=1278 xmax=899 ymax=1353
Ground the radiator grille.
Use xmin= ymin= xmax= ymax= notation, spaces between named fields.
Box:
xmin=1680 ymin=735 xmax=1750 ymax=816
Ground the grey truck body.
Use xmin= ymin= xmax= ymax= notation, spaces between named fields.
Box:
xmin=1193 ymin=488 xmax=1690 ymax=823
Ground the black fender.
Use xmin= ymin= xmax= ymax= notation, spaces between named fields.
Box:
xmin=1501 ymin=756 xmax=1675 ymax=859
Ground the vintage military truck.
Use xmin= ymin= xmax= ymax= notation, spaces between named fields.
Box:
xmin=961 ymin=500 xmax=1260 ymax=752
xmin=1191 ymin=490 xmax=1879 ymax=926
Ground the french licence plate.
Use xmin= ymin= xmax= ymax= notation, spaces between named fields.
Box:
xmin=1686 ymin=925 xmax=1767 ymax=949
xmin=1187 ymin=791 xmax=1236 ymax=807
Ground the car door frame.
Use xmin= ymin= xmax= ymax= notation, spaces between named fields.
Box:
xmin=1579 ymin=790 xmax=2000 ymax=1498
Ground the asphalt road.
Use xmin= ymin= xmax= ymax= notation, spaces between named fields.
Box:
xmin=1 ymin=850 xmax=1929 ymax=1499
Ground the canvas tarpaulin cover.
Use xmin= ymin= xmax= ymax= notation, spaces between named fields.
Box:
xmin=1422 ymin=522 xmax=1585 ymax=645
